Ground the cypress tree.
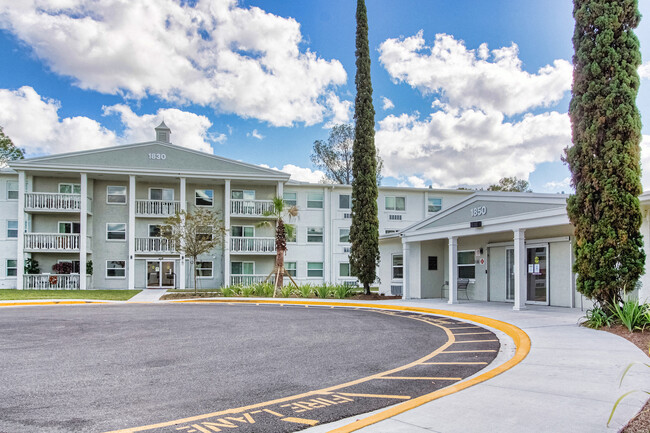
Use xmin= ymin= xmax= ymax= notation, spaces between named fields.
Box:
xmin=349 ymin=0 xmax=379 ymax=295
xmin=566 ymin=0 xmax=645 ymax=310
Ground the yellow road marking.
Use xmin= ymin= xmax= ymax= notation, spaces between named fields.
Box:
xmin=420 ymin=362 xmax=488 ymax=365
xmin=379 ymin=377 xmax=461 ymax=381
xmin=444 ymin=349 xmax=497 ymax=353
xmin=454 ymin=340 xmax=499 ymax=343
xmin=281 ymin=417 xmax=319 ymax=426
xmin=337 ymin=393 xmax=411 ymax=400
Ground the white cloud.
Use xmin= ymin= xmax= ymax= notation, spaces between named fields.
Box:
xmin=640 ymin=62 xmax=650 ymax=79
xmin=324 ymin=93 xmax=352 ymax=128
xmin=0 ymin=0 xmax=347 ymax=127
xmin=378 ymin=32 xmax=572 ymax=116
xmin=382 ymin=97 xmax=395 ymax=110
xmin=543 ymin=177 xmax=571 ymax=193
xmin=246 ymin=129 xmax=264 ymax=140
xmin=260 ymin=163 xmax=325 ymax=183
xmin=397 ymin=175 xmax=427 ymax=188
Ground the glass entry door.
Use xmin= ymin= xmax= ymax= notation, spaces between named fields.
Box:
xmin=146 ymin=260 xmax=175 ymax=288
xmin=526 ymin=246 xmax=548 ymax=304
xmin=506 ymin=249 xmax=515 ymax=301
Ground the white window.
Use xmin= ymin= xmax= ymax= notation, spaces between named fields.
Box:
xmin=286 ymin=224 xmax=296 ymax=243
xmin=231 ymin=190 xmax=255 ymax=200
xmin=58 ymin=222 xmax=80 ymax=234
xmin=106 ymin=260 xmax=126 ymax=278
xmin=6 ymin=259 xmax=17 ymax=277
xmin=196 ymin=261 xmax=213 ymax=278
xmin=392 ymin=254 xmax=403 ymax=280
xmin=150 ymin=188 xmax=174 ymax=201
xmin=339 ymin=228 xmax=350 ymax=243
xmin=385 ymin=196 xmax=406 ymax=211
xmin=283 ymin=192 xmax=297 ymax=207
xmin=307 ymin=262 xmax=323 ymax=277
xmin=285 ymin=262 xmax=297 ymax=277
xmin=339 ymin=194 xmax=351 ymax=209
xmin=458 ymin=251 xmax=476 ymax=279
xmin=340 ymin=262 xmax=351 ymax=277
xmin=7 ymin=220 xmax=17 ymax=238
xmin=106 ymin=223 xmax=126 ymax=241
xmin=107 ymin=186 xmax=127 ymax=204
xmin=6 ymin=181 xmax=18 ymax=200
xmin=195 ymin=189 xmax=213 ymax=206
xmin=231 ymin=262 xmax=254 ymax=275
xmin=307 ymin=192 xmax=323 ymax=209
xmin=59 ymin=183 xmax=81 ymax=194
xmin=196 ymin=225 xmax=214 ymax=242
xmin=231 ymin=226 xmax=254 ymax=237
xmin=149 ymin=224 xmax=171 ymax=237
xmin=428 ymin=197 xmax=442 ymax=213
xmin=307 ymin=227 xmax=323 ymax=243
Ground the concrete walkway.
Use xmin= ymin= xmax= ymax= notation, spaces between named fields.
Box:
xmin=302 ymin=299 xmax=650 ymax=433
xmin=126 ymin=288 xmax=168 ymax=302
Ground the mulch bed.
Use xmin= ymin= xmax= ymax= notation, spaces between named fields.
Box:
xmin=160 ymin=292 xmax=402 ymax=301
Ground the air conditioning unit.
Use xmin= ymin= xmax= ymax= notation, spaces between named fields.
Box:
xmin=390 ymin=285 xmax=403 ymax=296
xmin=389 ymin=214 xmax=402 ymax=221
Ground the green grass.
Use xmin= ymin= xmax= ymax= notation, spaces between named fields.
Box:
xmin=167 ymin=289 xmax=221 ymax=293
xmin=0 ymin=289 xmax=141 ymax=301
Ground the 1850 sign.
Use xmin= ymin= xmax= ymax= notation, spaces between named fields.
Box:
xmin=470 ymin=206 xmax=487 ymax=217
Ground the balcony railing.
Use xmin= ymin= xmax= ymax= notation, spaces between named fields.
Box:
xmin=230 ymin=237 xmax=275 ymax=254
xmin=24 ymin=274 xmax=80 ymax=290
xmin=135 ymin=237 xmax=177 ymax=254
xmin=230 ymin=274 xmax=268 ymax=286
xmin=24 ymin=192 xmax=82 ymax=212
xmin=135 ymin=200 xmax=180 ymax=217
xmin=230 ymin=199 xmax=274 ymax=217
xmin=24 ymin=233 xmax=83 ymax=252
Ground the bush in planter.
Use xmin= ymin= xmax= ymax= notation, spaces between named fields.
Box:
xmin=86 ymin=260 xmax=93 ymax=276
xmin=52 ymin=262 xmax=73 ymax=274
xmin=24 ymin=258 xmax=40 ymax=274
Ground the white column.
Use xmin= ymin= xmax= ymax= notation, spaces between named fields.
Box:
xmin=323 ymin=187 xmax=331 ymax=284
xmin=448 ymin=236 xmax=458 ymax=304
xmin=79 ymin=173 xmax=88 ymax=290
xmin=513 ymin=228 xmax=527 ymax=311
xmin=402 ymin=241 xmax=411 ymax=299
xmin=276 ymin=181 xmax=284 ymax=199
xmin=16 ymin=171 xmax=25 ymax=290
xmin=224 ymin=179 xmax=231 ymax=287
xmin=128 ymin=175 xmax=136 ymax=290
xmin=179 ymin=177 xmax=187 ymax=290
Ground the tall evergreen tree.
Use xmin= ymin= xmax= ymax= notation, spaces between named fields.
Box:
xmin=565 ymin=0 xmax=644 ymax=310
xmin=349 ymin=0 xmax=379 ymax=295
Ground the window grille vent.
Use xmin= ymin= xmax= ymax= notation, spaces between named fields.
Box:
xmin=343 ymin=247 xmax=351 ymax=253
xmin=343 ymin=213 xmax=352 ymax=219
xmin=390 ymin=285 xmax=403 ymax=296
xmin=389 ymin=214 xmax=402 ymax=221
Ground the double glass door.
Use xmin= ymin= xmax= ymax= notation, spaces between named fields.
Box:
xmin=505 ymin=246 xmax=548 ymax=304
xmin=147 ymin=260 xmax=175 ymax=288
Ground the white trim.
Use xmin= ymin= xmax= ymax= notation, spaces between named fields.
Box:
xmin=106 ymin=260 xmax=126 ymax=279
xmin=6 ymin=258 xmax=17 ymax=277
xmin=6 ymin=219 xmax=18 ymax=239
xmin=6 ymin=180 xmax=18 ymax=201
xmin=391 ymin=253 xmax=404 ymax=282
xmin=195 ymin=260 xmax=214 ymax=279
xmin=307 ymin=226 xmax=324 ymax=243
xmin=106 ymin=222 xmax=127 ymax=241
xmin=106 ymin=185 xmax=127 ymax=205
xmin=231 ymin=261 xmax=255 ymax=275
xmin=307 ymin=192 xmax=324 ymax=209
xmin=457 ymin=249 xmax=477 ymax=281
xmin=306 ymin=261 xmax=324 ymax=278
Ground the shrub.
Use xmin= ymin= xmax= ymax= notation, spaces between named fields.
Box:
xmin=315 ymin=284 xmax=332 ymax=299
xmin=333 ymin=284 xmax=353 ymax=299
xmin=261 ymin=283 xmax=275 ymax=297
xmin=582 ymin=307 xmax=613 ymax=329
xmin=52 ymin=262 xmax=73 ymax=274
xmin=298 ymin=284 xmax=314 ymax=298
xmin=24 ymin=258 xmax=40 ymax=275
xmin=221 ymin=286 xmax=236 ymax=297
xmin=241 ymin=286 xmax=254 ymax=297
xmin=611 ymin=300 xmax=648 ymax=332
xmin=280 ymin=285 xmax=294 ymax=298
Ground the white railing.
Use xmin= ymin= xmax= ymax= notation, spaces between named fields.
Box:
xmin=135 ymin=237 xmax=177 ymax=253
xmin=24 ymin=192 xmax=81 ymax=211
xmin=230 ymin=199 xmax=274 ymax=216
xmin=230 ymin=237 xmax=276 ymax=253
xmin=24 ymin=233 xmax=79 ymax=251
xmin=135 ymin=200 xmax=180 ymax=217
xmin=230 ymin=274 xmax=268 ymax=286
xmin=24 ymin=274 xmax=80 ymax=289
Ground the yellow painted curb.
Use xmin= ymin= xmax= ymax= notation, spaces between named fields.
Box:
xmin=0 ymin=300 xmax=108 ymax=307
xmin=169 ymin=299 xmax=530 ymax=433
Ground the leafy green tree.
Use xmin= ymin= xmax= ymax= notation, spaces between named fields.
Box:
xmin=487 ymin=177 xmax=532 ymax=192
xmin=311 ymin=123 xmax=383 ymax=185
xmin=349 ymin=0 xmax=380 ymax=295
xmin=258 ymin=196 xmax=299 ymax=292
xmin=0 ymin=126 xmax=24 ymax=166
xmin=565 ymin=0 xmax=645 ymax=310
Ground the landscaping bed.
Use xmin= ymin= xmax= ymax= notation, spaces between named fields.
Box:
xmin=0 ymin=289 xmax=140 ymax=301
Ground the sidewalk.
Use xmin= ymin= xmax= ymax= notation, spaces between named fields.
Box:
xmin=302 ymin=299 xmax=650 ymax=433
xmin=126 ymin=288 xmax=168 ymax=302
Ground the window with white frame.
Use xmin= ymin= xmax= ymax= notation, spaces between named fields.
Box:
xmin=150 ymin=188 xmax=174 ymax=201
xmin=107 ymin=186 xmax=127 ymax=204
xmin=340 ymin=262 xmax=351 ymax=277
xmin=385 ymin=196 xmax=406 ymax=211
xmin=392 ymin=254 xmax=403 ymax=279
xmin=106 ymin=223 xmax=126 ymax=240
xmin=6 ymin=181 xmax=18 ymax=200
xmin=59 ymin=183 xmax=81 ymax=194
xmin=149 ymin=224 xmax=171 ymax=237
xmin=283 ymin=192 xmax=297 ymax=207
xmin=196 ymin=225 xmax=213 ymax=241
xmin=7 ymin=220 xmax=17 ymax=238
xmin=285 ymin=262 xmax=297 ymax=277
xmin=286 ymin=224 xmax=296 ymax=243
xmin=307 ymin=262 xmax=323 ymax=277
xmin=195 ymin=189 xmax=214 ymax=206
xmin=106 ymin=260 xmax=126 ymax=278
xmin=428 ymin=197 xmax=442 ymax=213
xmin=457 ymin=251 xmax=476 ymax=279
xmin=339 ymin=228 xmax=350 ymax=243
xmin=231 ymin=261 xmax=254 ymax=275
xmin=339 ymin=194 xmax=351 ymax=209
xmin=196 ymin=261 xmax=213 ymax=278
xmin=231 ymin=226 xmax=254 ymax=237
xmin=58 ymin=222 xmax=80 ymax=234
xmin=307 ymin=192 xmax=323 ymax=209
xmin=6 ymin=259 xmax=17 ymax=276
xmin=307 ymin=227 xmax=323 ymax=243
xmin=231 ymin=190 xmax=255 ymax=200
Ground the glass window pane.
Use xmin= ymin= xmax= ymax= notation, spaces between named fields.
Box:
xmin=231 ymin=226 xmax=243 ymax=237
xmin=385 ymin=196 xmax=395 ymax=210
xmin=340 ymin=263 xmax=350 ymax=277
xmin=59 ymin=222 xmax=71 ymax=234
xmin=59 ymin=184 xmax=72 ymax=194
xmin=458 ymin=251 xmax=475 ymax=265
xmin=7 ymin=181 xmax=18 ymax=200
xmin=231 ymin=190 xmax=243 ymax=200
xmin=339 ymin=194 xmax=350 ymax=209
xmin=196 ymin=190 xmax=213 ymax=206
xmin=286 ymin=224 xmax=296 ymax=242
xmin=283 ymin=192 xmax=297 ymax=206
xmin=242 ymin=263 xmax=254 ymax=274
xmin=428 ymin=198 xmax=442 ymax=212
xmin=196 ymin=261 xmax=213 ymax=277
xmin=149 ymin=225 xmax=161 ymax=237
xmin=307 ymin=262 xmax=323 ymax=277
xmin=162 ymin=189 xmax=174 ymax=201
xmin=73 ymin=184 xmax=81 ymax=194
xmin=307 ymin=192 xmax=323 ymax=208
xmin=107 ymin=186 xmax=126 ymax=203
xmin=339 ymin=228 xmax=350 ymax=243
xmin=285 ymin=262 xmax=297 ymax=277
xmin=231 ymin=262 xmax=242 ymax=275
xmin=150 ymin=189 xmax=162 ymax=200
xmin=395 ymin=197 xmax=406 ymax=211
xmin=106 ymin=261 xmax=126 ymax=277
xmin=107 ymin=223 xmax=126 ymax=240
xmin=458 ymin=266 xmax=476 ymax=279
xmin=392 ymin=255 xmax=403 ymax=266
xmin=243 ymin=190 xmax=255 ymax=200
xmin=243 ymin=227 xmax=255 ymax=237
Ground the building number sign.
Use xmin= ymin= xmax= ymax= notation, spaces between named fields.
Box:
xmin=470 ymin=206 xmax=487 ymax=217
xmin=148 ymin=153 xmax=167 ymax=160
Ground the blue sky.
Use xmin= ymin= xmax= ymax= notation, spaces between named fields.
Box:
xmin=0 ymin=0 xmax=649 ymax=192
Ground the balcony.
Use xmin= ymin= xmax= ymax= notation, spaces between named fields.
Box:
xmin=135 ymin=237 xmax=177 ymax=254
xmin=135 ymin=200 xmax=181 ymax=217
xmin=24 ymin=274 xmax=81 ymax=289
xmin=230 ymin=274 xmax=268 ymax=286
xmin=24 ymin=233 xmax=92 ymax=252
xmin=24 ymin=192 xmax=85 ymax=213
xmin=230 ymin=199 xmax=274 ymax=217
xmin=230 ymin=237 xmax=276 ymax=254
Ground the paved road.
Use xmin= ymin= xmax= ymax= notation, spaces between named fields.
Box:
xmin=0 ymin=303 xmax=499 ymax=433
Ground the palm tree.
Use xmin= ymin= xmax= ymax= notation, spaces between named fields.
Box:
xmin=258 ymin=196 xmax=298 ymax=294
